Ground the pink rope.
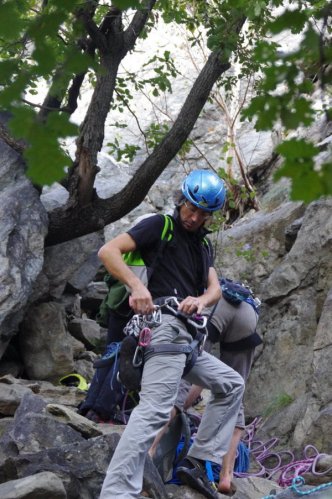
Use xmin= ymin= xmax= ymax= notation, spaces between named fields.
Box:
xmin=235 ymin=417 xmax=332 ymax=487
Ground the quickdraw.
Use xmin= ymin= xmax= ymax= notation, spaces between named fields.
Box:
xmin=132 ymin=327 xmax=153 ymax=367
xmin=123 ymin=308 xmax=162 ymax=337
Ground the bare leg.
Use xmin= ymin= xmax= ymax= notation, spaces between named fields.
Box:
xmin=218 ymin=426 xmax=243 ymax=493
xmin=148 ymin=406 xmax=178 ymax=458
xmin=149 ymin=383 xmax=203 ymax=458
xmin=183 ymin=385 xmax=203 ymax=411
xmin=184 ymin=385 xmax=243 ymax=493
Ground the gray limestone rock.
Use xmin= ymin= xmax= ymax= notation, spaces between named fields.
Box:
xmin=19 ymin=302 xmax=75 ymax=382
xmin=68 ymin=318 xmax=102 ymax=349
xmin=36 ymin=231 xmax=104 ymax=299
xmin=0 ymin=139 xmax=48 ymax=359
xmin=0 ymin=471 xmax=67 ymax=499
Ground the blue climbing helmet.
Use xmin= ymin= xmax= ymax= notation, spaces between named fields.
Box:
xmin=182 ymin=169 xmax=226 ymax=212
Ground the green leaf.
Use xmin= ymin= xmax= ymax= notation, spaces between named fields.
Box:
xmin=275 ymin=139 xmax=318 ymax=161
xmin=291 ymin=170 xmax=323 ymax=201
xmin=274 ymin=139 xmax=327 ymax=202
xmin=32 ymin=42 xmax=57 ymax=75
xmin=9 ymin=106 xmax=77 ymax=185
xmin=0 ymin=73 xmax=30 ymax=106
xmin=281 ymin=97 xmax=314 ymax=129
xmin=46 ymin=112 xmax=78 ymax=136
xmin=267 ymin=9 xmax=307 ymax=35
xmin=0 ymin=60 xmax=20 ymax=85
xmin=0 ymin=2 xmax=25 ymax=39
xmin=112 ymin=0 xmax=141 ymax=9
xmin=301 ymin=27 xmax=321 ymax=57
xmin=64 ymin=48 xmax=93 ymax=74
xmin=321 ymin=162 xmax=332 ymax=196
xmin=25 ymin=141 xmax=71 ymax=185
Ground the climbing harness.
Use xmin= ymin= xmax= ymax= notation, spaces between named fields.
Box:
xmin=144 ymin=297 xmax=208 ymax=373
xmin=122 ymin=296 xmax=208 ymax=372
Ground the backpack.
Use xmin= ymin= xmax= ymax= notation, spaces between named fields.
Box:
xmin=96 ymin=214 xmax=174 ymax=327
xmin=78 ymin=349 xmax=139 ymax=423
xmin=220 ymin=277 xmax=261 ymax=314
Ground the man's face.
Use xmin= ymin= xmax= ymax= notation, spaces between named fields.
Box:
xmin=179 ymin=200 xmax=212 ymax=232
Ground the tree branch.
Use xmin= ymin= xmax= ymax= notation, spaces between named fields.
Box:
xmin=123 ymin=0 xmax=157 ymax=50
xmin=76 ymin=4 xmax=107 ymax=52
xmin=46 ymin=49 xmax=231 ymax=245
xmin=67 ymin=3 xmax=159 ymax=209
xmin=64 ymin=72 xmax=86 ymax=114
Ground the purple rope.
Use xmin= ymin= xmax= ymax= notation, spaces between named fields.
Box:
xmin=234 ymin=417 xmax=332 ymax=488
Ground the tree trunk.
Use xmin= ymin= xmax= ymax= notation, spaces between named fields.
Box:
xmin=67 ymin=52 xmax=122 ymax=207
xmin=65 ymin=1 xmax=157 ymax=208
xmin=46 ymin=50 xmax=230 ymax=246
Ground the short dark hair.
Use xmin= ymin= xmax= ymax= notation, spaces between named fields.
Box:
xmin=174 ymin=190 xmax=185 ymax=206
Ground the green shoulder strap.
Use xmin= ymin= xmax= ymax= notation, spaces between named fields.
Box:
xmin=148 ymin=214 xmax=174 ymax=271
xmin=160 ymin=214 xmax=174 ymax=242
xmin=96 ymin=214 xmax=174 ymax=326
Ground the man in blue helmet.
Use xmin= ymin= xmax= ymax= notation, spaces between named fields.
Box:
xmin=98 ymin=169 xmax=245 ymax=499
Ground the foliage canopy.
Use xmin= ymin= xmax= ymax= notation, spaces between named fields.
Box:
xmin=0 ymin=0 xmax=331 ymax=243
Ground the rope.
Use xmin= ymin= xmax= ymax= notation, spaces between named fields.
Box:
xmin=262 ymin=476 xmax=332 ymax=498
xmin=237 ymin=417 xmax=332 ymax=497
xmin=290 ymin=476 xmax=332 ymax=496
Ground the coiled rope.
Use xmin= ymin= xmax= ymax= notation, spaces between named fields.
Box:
xmin=237 ymin=417 xmax=332 ymax=496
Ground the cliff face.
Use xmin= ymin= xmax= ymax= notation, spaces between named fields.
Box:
xmin=213 ymin=199 xmax=332 ymax=454
xmin=1 ymin=86 xmax=331 ymax=458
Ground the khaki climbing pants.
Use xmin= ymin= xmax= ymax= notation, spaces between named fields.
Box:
xmin=99 ymin=314 xmax=244 ymax=499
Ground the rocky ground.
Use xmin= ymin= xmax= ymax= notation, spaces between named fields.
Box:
xmin=1 ymin=374 xmax=332 ymax=499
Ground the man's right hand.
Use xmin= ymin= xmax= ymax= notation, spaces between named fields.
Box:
xmin=129 ymin=282 xmax=155 ymax=315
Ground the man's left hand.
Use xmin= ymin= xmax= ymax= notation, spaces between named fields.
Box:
xmin=178 ymin=296 xmax=205 ymax=315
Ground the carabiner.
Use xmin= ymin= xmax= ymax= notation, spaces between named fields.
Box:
xmin=139 ymin=327 xmax=152 ymax=347
xmin=164 ymin=296 xmax=181 ymax=315
xmin=199 ymin=332 xmax=207 ymax=354
xmin=188 ymin=314 xmax=207 ymax=329
xmin=132 ymin=346 xmax=144 ymax=367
